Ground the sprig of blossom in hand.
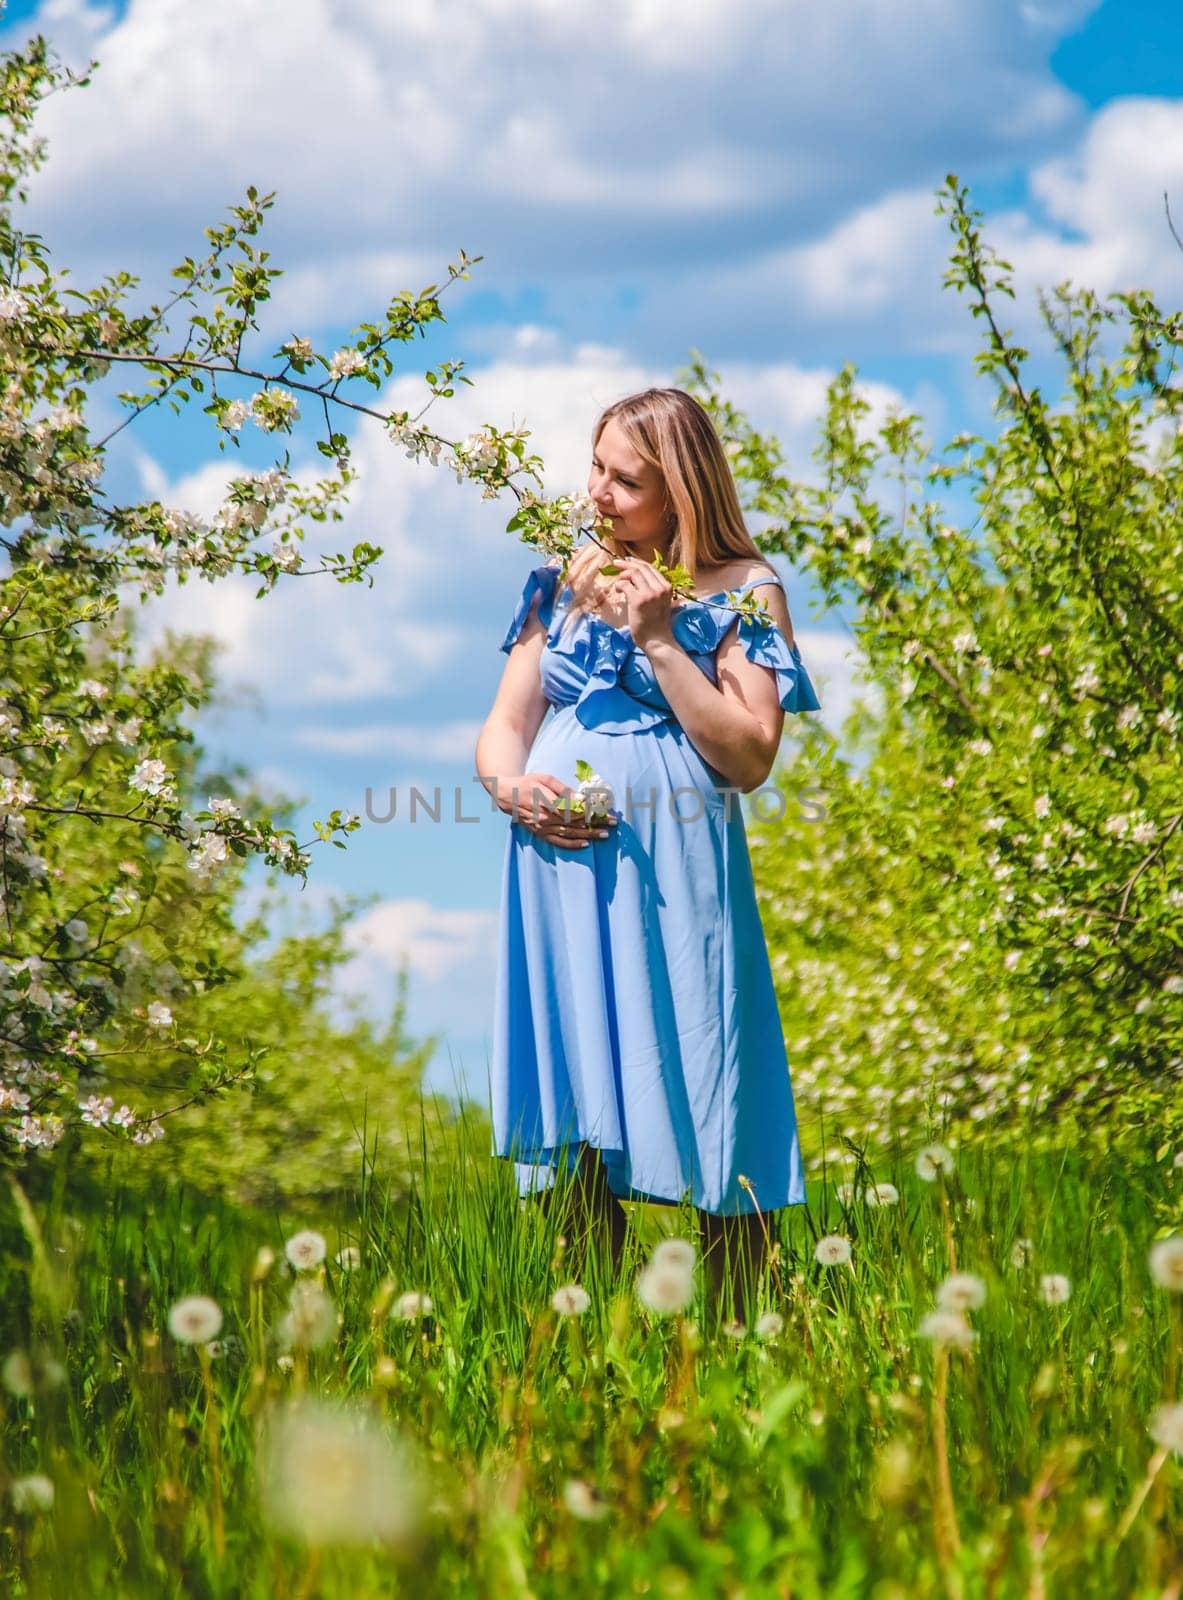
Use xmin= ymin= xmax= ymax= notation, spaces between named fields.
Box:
xmin=551 ymin=759 xmax=616 ymax=827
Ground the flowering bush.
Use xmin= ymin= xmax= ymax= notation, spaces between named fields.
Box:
xmin=0 ymin=33 xmax=591 ymax=1165
xmin=689 ymin=175 xmax=1183 ymax=1159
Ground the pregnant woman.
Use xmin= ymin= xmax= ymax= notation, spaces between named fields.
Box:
xmin=475 ymin=386 xmax=820 ymax=1322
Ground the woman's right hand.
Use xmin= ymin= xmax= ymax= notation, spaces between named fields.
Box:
xmin=494 ymin=771 xmax=617 ymax=850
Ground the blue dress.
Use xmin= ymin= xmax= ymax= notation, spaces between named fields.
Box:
xmin=489 ymin=557 xmax=821 ymax=1216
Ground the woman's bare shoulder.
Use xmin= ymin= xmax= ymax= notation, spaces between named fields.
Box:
xmin=692 ymin=557 xmax=779 ymax=595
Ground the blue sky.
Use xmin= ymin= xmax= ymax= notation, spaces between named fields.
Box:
xmin=4 ymin=0 xmax=1183 ymax=1102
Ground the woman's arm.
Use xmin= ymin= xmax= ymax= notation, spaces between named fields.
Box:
xmin=474 ymin=602 xmax=552 ymax=799
xmin=640 ymin=580 xmax=794 ymax=793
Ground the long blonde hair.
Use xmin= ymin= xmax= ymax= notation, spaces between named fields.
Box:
xmin=560 ymin=387 xmax=766 ymax=628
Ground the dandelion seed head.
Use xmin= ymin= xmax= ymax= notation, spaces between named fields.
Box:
xmin=2 ymin=1350 xmax=34 ymax=1397
xmin=915 ymin=1143 xmax=956 ymax=1181
xmin=562 ymin=1477 xmax=610 ymax=1521
xmin=39 ymin=1355 xmax=65 ymax=1389
xmin=1150 ymin=1402 xmax=1183 ymax=1455
xmin=258 ymin=1398 xmax=425 ymax=1548
xmin=1149 ymin=1235 xmax=1183 ymax=1292
xmin=650 ymin=1237 xmax=698 ymax=1274
xmin=167 ymin=1295 xmax=223 ymax=1345
xmin=814 ymin=1234 xmax=853 ymax=1266
xmin=1039 ymin=1273 xmax=1072 ymax=1305
xmin=278 ymin=1282 xmax=338 ymax=1351
xmin=866 ymin=1182 xmax=899 ymax=1206
xmin=284 ymin=1230 xmax=327 ymax=1271
xmin=636 ymin=1261 xmax=694 ymax=1315
xmin=918 ymin=1310 xmax=977 ymax=1350
xmin=334 ymin=1246 xmax=362 ymax=1272
xmin=551 ymin=1284 xmax=590 ymax=1317
xmin=1010 ymin=1237 xmax=1035 ymax=1267
xmin=10 ymin=1474 xmax=54 ymax=1514
xmin=755 ymin=1311 xmax=785 ymax=1339
xmin=936 ymin=1272 xmax=987 ymax=1312
xmin=391 ymin=1291 xmax=434 ymax=1322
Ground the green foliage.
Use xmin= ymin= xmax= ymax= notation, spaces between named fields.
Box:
xmin=680 ymin=175 xmax=1183 ymax=1162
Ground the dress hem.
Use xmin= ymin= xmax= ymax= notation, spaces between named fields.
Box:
xmin=493 ymin=1136 xmax=805 ymax=1216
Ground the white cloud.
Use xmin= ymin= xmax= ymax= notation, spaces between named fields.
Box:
xmin=343 ymin=897 xmax=497 ymax=986
xmin=791 ymin=626 xmax=881 ymax=738
xmin=667 ymin=95 xmax=1183 ymax=380
xmin=1020 ymin=98 xmax=1183 ymax=287
xmin=7 ymin=0 xmax=1094 ymax=340
xmin=1018 ymin=0 xmax=1103 ymax=32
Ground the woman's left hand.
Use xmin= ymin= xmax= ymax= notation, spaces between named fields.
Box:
xmin=611 ymin=556 xmax=677 ymax=649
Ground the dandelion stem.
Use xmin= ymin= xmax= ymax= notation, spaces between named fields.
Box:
xmin=199 ymin=1345 xmax=225 ymax=1561
xmin=295 ymin=1547 xmax=322 ymax=1600
xmin=939 ymin=1174 xmax=958 ymax=1275
xmin=931 ymin=1343 xmax=963 ymax=1598
xmin=1114 ymin=1444 xmax=1169 ymax=1545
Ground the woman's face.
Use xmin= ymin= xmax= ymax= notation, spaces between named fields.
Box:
xmin=588 ymin=417 xmax=669 ymax=550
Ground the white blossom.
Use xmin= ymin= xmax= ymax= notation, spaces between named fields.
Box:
xmin=251 ymin=387 xmax=300 ymax=431
xmin=78 ymin=1094 xmax=114 ymax=1126
xmin=189 ymin=833 xmax=230 ymax=876
xmin=219 ymin=398 xmax=250 ymax=431
xmin=0 ymin=289 xmax=30 ymax=323
xmin=130 ymin=758 xmax=171 ymax=797
xmin=328 ymin=348 xmax=366 ymax=380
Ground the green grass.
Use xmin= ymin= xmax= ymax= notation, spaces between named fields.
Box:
xmin=1 ymin=1105 xmax=1181 ymax=1598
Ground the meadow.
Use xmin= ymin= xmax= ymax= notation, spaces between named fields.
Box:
xmin=2 ymin=1105 xmax=1181 ymax=1599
